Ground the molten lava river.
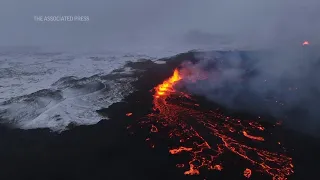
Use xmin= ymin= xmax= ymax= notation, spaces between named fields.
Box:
xmin=132 ymin=69 xmax=294 ymax=180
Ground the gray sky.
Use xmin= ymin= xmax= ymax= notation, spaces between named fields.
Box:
xmin=0 ymin=0 xmax=319 ymax=50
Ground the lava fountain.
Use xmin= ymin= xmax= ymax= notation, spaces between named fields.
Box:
xmin=136 ymin=68 xmax=294 ymax=180
xmin=154 ymin=68 xmax=181 ymax=99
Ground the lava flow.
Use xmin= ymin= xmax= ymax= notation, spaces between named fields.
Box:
xmin=137 ymin=68 xmax=294 ymax=180
xmin=244 ymin=168 xmax=252 ymax=178
xmin=126 ymin=112 xmax=133 ymax=117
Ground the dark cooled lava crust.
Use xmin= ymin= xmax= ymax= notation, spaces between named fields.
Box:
xmin=102 ymin=51 xmax=320 ymax=180
xmin=0 ymin=51 xmax=319 ymax=180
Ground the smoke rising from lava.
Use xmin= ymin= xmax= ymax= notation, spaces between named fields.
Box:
xmin=180 ymin=49 xmax=320 ymax=135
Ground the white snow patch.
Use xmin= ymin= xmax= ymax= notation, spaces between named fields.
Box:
xmin=0 ymin=46 xmax=197 ymax=131
xmin=154 ymin=60 xmax=167 ymax=64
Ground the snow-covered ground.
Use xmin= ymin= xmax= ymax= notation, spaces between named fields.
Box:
xmin=0 ymin=46 xmax=197 ymax=131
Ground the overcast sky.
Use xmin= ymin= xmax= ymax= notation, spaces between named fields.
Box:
xmin=0 ymin=0 xmax=319 ymax=50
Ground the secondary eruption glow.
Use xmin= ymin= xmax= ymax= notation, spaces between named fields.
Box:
xmin=302 ymin=40 xmax=310 ymax=46
xmin=135 ymin=67 xmax=294 ymax=180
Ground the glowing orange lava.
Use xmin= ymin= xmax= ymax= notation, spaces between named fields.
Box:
xmin=184 ymin=163 xmax=200 ymax=175
xmin=244 ymin=168 xmax=252 ymax=178
xmin=138 ymin=68 xmax=293 ymax=180
xmin=151 ymin=125 xmax=158 ymax=133
xmin=154 ymin=68 xmax=181 ymax=99
xmin=243 ymin=131 xmax=265 ymax=141
xmin=169 ymin=147 xmax=193 ymax=154
xmin=214 ymin=165 xmax=223 ymax=171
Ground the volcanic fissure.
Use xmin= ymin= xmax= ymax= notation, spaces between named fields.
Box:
xmin=131 ymin=67 xmax=294 ymax=180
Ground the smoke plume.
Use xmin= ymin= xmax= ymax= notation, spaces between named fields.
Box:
xmin=181 ymin=48 xmax=320 ymax=135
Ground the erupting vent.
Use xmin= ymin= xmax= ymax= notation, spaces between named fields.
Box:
xmin=133 ymin=68 xmax=294 ymax=180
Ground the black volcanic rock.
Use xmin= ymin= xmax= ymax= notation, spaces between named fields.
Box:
xmin=0 ymin=51 xmax=319 ymax=180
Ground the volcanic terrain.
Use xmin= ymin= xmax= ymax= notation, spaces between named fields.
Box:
xmin=0 ymin=51 xmax=319 ymax=180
